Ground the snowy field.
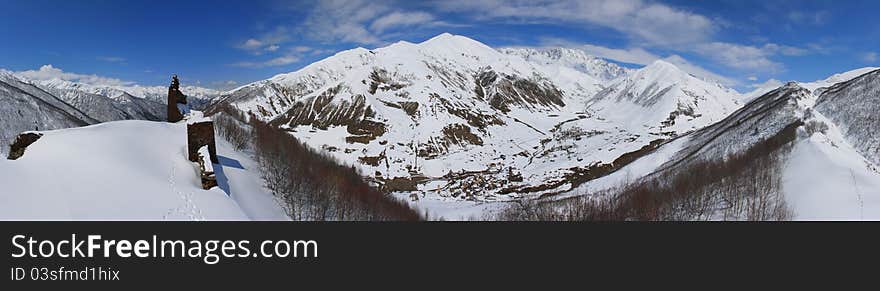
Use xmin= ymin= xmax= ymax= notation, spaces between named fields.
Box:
xmin=0 ymin=120 xmax=288 ymax=220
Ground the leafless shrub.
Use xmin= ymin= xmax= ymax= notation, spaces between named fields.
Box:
xmin=804 ymin=120 xmax=829 ymax=136
xmin=214 ymin=112 xmax=251 ymax=151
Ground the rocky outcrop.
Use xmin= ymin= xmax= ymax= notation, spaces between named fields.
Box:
xmin=7 ymin=132 xmax=42 ymax=160
xmin=167 ymin=75 xmax=188 ymax=122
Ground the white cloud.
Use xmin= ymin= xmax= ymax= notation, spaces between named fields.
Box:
xmin=302 ymin=0 xmax=451 ymax=45
xmin=788 ymin=11 xmax=829 ymax=25
xmin=237 ymin=38 xmax=283 ymax=54
xmin=231 ymin=49 xmax=301 ymax=68
xmin=293 ymin=46 xmax=313 ymax=53
xmin=747 ymin=76 xmax=758 ymax=81
xmin=236 ymin=27 xmax=293 ymax=54
xmin=302 ymin=0 xmax=391 ymax=45
xmin=264 ymin=55 xmax=300 ymax=66
xmin=762 ymin=43 xmax=808 ymax=56
xmin=435 ymin=0 xmax=816 ymax=75
xmin=434 ymin=0 xmax=715 ymax=46
xmin=233 ymin=0 xmax=457 ymax=68
xmin=749 ymin=79 xmax=783 ymax=89
xmin=370 ymin=11 xmax=436 ymax=33
xmin=209 ymin=80 xmax=240 ymax=90
xmin=96 ymin=56 xmax=126 ymax=63
xmin=694 ymin=42 xmax=783 ymax=73
xmin=581 ymin=44 xmax=660 ymax=65
xmin=15 ymin=65 xmax=134 ymax=86
xmin=863 ymin=52 xmax=878 ymax=63
xmin=662 ymin=55 xmax=737 ymax=86
xmin=239 ymin=39 xmax=264 ymax=50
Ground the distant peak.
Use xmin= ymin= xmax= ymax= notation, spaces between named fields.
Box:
xmin=647 ymin=59 xmax=678 ymax=69
xmin=782 ymin=81 xmax=805 ymax=91
xmin=0 ymin=68 xmax=11 ymax=75
xmin=391 ymin=40 xmax=415 ymax=46
xmin=421 ymin=32 xmax=480 ymax=46
xmin=637 ymin=59 xmax=685 ymax=77
xmin=431 ymin=32 xmax=455 ymax=40
xmin=417 ymin=32 xmax=496 ymax=54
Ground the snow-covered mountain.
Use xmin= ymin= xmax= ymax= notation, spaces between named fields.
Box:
xmin=32 ymin=77 xmax=221 ymax=105
xmin=743 ymin=67 xmax=879 ymax=105
xmin=0 ymin=71 xmax=97 ymax=156
xmin=0 ymin=69 xmax=222 ymax=154
xmin=36 ymin=82 xmax=166 ymax=122
xmin=567 ymin=68 xmax=880 ymax=220
xmin=588 ymin=59 xmax=742 ymax=134
xmin=210 ymin=33 xmax=742 ymax=210
xmin=499 ymin=47 xmax=632 ymax=83
xmin=801 ymin=66 xmax=879 ymax=94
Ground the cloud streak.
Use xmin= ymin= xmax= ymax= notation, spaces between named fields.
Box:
xmin=863 ymin=52 xmax=878 ymax=63
xmin=438 ymin=0 xmax=814 ymax=76
xmin=434 ymin=0 xmax=715 ymax=46
xmin=96 ymin=56 xmax=127 ymax=63
xmin=15 ymin=65 xmax=135 ymax=87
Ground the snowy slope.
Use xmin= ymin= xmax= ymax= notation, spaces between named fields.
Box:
xmin=783 ymin=120 xmax=880 ymax=220
xmin=588 ymin=60 xmax=742 ymax=134
xmin=0 ymin=120 xmax=287 ymax=220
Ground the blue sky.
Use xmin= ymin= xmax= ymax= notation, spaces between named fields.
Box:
xmin=1 ymin=0 xmax=877 ymax=91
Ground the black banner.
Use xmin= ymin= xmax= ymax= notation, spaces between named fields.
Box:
xmin=1 ymin=222 xmax=876 ymax=288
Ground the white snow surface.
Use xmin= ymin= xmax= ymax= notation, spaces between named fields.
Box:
xmin=783 ymin=113 xmax=880 ymax=220
xmin=0 ymin=120 xmax=288 ymax=220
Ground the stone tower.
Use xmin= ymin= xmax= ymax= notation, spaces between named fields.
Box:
xmin=167 ymin=75 xmax=188 ymax=122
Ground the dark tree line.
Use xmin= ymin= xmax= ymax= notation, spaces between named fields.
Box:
xmin=210 ymin=104 xmax=422 ymax=221
xmin=498 ymin=122 xmax=802 ymax=221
